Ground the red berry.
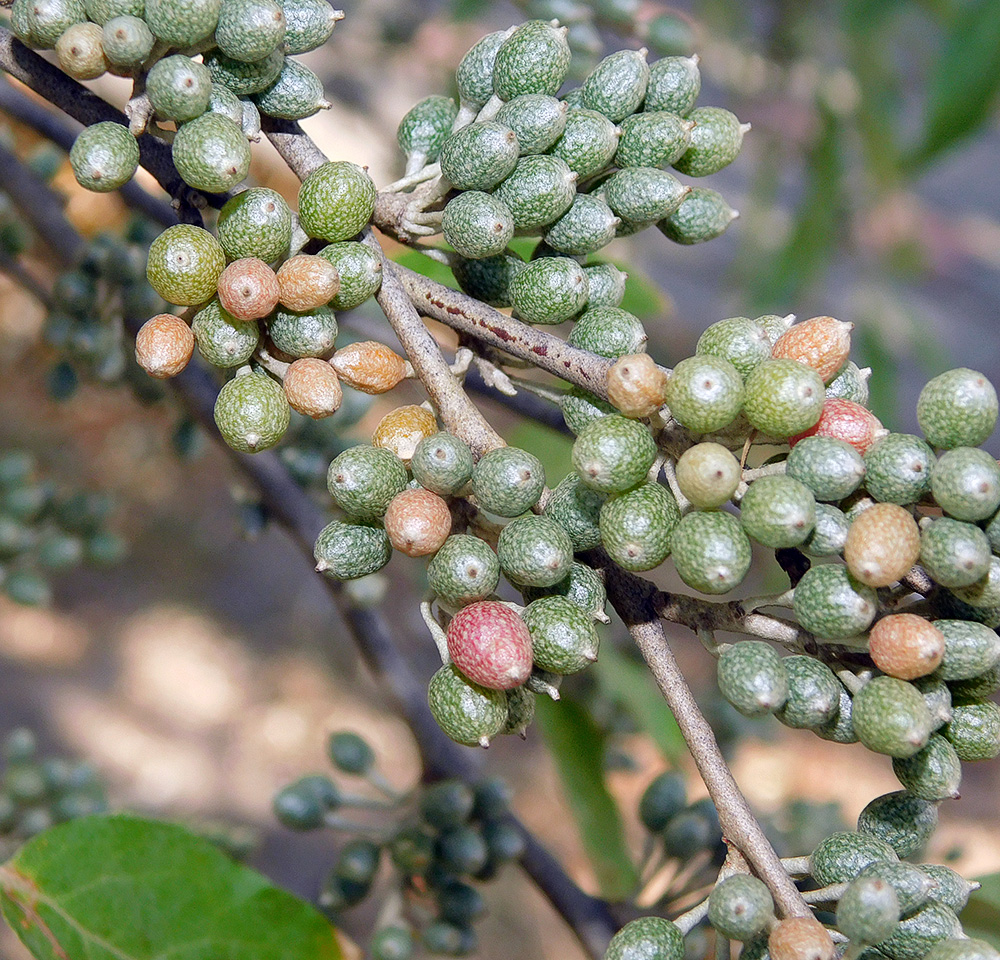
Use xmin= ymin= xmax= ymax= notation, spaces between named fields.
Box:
xmin=384 ymin=488 xmax=452 ymax=557
xmin=446 ymin=601 xmax=533 ymax=691
xmin=791 ymin=398 xmax=884 ymax=454
xmin=217 ymin=257 xmax=281 ymax=320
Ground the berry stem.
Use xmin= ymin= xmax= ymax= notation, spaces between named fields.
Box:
xmin=799 ymin=882 xmax=848 ymax=904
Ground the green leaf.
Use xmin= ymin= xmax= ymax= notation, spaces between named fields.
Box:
xmin=534 ymin=695 xmax=638 ymax=900
xmin=593 ymin=643 xmax=685 ymax=762
xmin=0 ymin=814 xmax=342 ymax=960
xmin=907 ymin=0 xmax=1000 ymax=170
xmin=390 ymin=247 xmax=458 ymax=290
xmin=961 ymin=872 xmax=1000 ymax=948
xmin=508 ymin=421 xmax=573 ymax=482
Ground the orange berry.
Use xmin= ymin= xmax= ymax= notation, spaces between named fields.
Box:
xmin=772 ymin=316 xmax=853 ymax=383
xmin=791 ymin=398 xmax=885 ymax=454
xmin=372 ymin=404 xmax=439 ymax=462
xmin=607 ymin=353 xmax=668 ymax=418
xmin=768 ymin=917 xmax=834 ymax=960
xmin=869 ymin=613 xmax=945 ymax=680
xmin=283 ymin=358 xmax=342 ymax=418
xmin=217 ymin=257 xmax=280 ymax=320
xmin=844 ymin=502 xmax=920 ymax=587
xmin=330 ymin=340 xmax=408 ymax=394
xmin=276 ymin=254 xmax=340 ymax=312
xmin=134 ymin=313 xmax=194 ymax=378
xmin=384 ymin=487 xmax=453 ymax=557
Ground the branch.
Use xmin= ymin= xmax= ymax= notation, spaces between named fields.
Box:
xmin=260 ymin=115 xmax=328 ymax=180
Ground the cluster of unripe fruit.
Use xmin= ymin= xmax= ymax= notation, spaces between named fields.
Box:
xmin=12 ymin=0 xmax=343 ymax=197
xmin=273 ymin=731 xmax=524 ymax=959
xmin=0 ymin=449 xmax=126 ymax=607
xmin=394 ymin=19 xmax=741 ymax=321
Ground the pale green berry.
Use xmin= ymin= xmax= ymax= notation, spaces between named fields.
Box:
xmin=318 ymin=242 xmax=382 ymax=310
xmin=951 ymin=554 xmax=1000 ymax=608
xmin=397 ymin=95 xmax=457 ymax=168
xmin=917 ymin=368 xmax=998 ymax=449
xmin=451 ymin=254 xmax=523 ymax=307
xmin=836 ymin=876 xmax=901 ymax=946
xmin=644 ymin=55 xmax=700 ymax=115
xmin=717 ymin=641 xmax=789 ymax=717
xmin=510 ymin=256 xmax=588 ymax=325
xmin=581 ymin=48 xmax=649 ymax=122
xmin=826 ymin=360 xmax=871 ymax=405
xmin=863 ymin=433 xmax=935 ymax=505
xmin=616 ymin=111 xmax=692 ymax=168
xmin=673 ymin=107 xmax=747 ymax=177
xmin=172 ymin=113 xmax=251 ymax=193
xmin=658 ymin=187 xmax=738 ymax=245
xmin=441 ymin=191 xmax=514 ymax=261
xmin=55 ymin=24 xmax=106 ymax=81
xmin=744 ymin=359 xmax=825 ymax=438
xmin=497 ymin=515 xmax=573 ymax=588
xmin=495 ymin=94 xmax=568 ymax=155
xmin=69 ymin=122 xmax=139 ymax=194
xmin=674 ymin=442 xmax=741 ymax=508
xmin=204 ymin=47 xmax=284 ymax=96
xmin=670 ymin=510 xmax=751 ymax=594
xmin=665 ymin=355 xmax=744 ymax=433
xmin=568 ymin=306 xmax=646 ymax=359
xmin=410 ymin=432 xmax=473 ymax=496
xmin=573 ymin=415 xmax=657 ymax=494
xmin=584 ymin=263 xmax=627 ymax=309
xmin=146 ymin=224 xmax=225 ymax=306
xmin=314 ymin=519 xmax=391 ymax=580
xmin=243 ymin=98 xmax=263 ymax=139
xmin=217 ymin=187 xmax=292 ymax=263
xmin=919 ymin=518 xmax=991 ymax=588
xmin=708 ymin=874 xmax=774 ymax=941
xmin=427 ymin=535 xmax=500 ymax=606
xmin=298 ymin=161 xmax=377 ymax=242
xmin=922 ymin=863 xmax=978 ymax=913
xmin=471 ymin=446 xmax=545 ymax=517
xmin=100 ymin=15 xmax=153 ymax=67
xmin=192 ymin=298 xmax=259 ymax=367
xmin=605 ymin=918 xmax=684 ymax=960
xmin=547 ymin=108 xmax=619 ymax=178
xmin=215 ymin=0 xmax=285 ymax=62
xmin=787 ymin=436 xmax=866 ymax=502
xmin=930 ymin=447 xmax=1000 ymax=522
xmin=604 ymin=167 xmax=689 ymax=226
xmin=944 ymin=700 xmax=1000 ymax=761
xmin=10 ymin=0 xmax=44 ymax=47
xmin=147 ymin=55 xmax=212 ymax=123
xmin=563 ymin=388 xmax=615 ymax=436
xmin=493 ymin=154 xmax=576 ymax=231
xmin=213 ymin=370 xmax=290 ymax=452
xmin=18 ymin=0 xmax=85 ymax=48
xmin=935 ymin=619 xmax=1000 ymax=681
xmin=327 ymin=445 xmax=407 ymax=521
xmin=809 ymin=831 xmax=899 ymax=888
xmin=427 ymin=663 xmax=507 ymax=748
xmin=853 ymin=676 xmax=933 ymax=758
xmin=776 ymin=655 xmax=841 ymax=729
xmin=544 ymin=194 xmax=619 ymax=255
xmin=877 ymin=902 xmax=963 ymax=960
xmin=600 ymin=481 xmax=680 ymax=572
xmin=84 ymin=0 xmax=140 ymax=26
xmin=280 ymin=0 xmax=341 ymax=55
xmin=891 ymin=733 xmax=961 ymax=800
xmin=792 ymin=563 xmax=877 ymax=639
xmin=522 ymin=561 xmax=607 ymax=620
xmin=492 ymin=20 xmax=571 ymax=100
xmin=145 ymin=0 xmax=220 ymax=46
xmin=254 ymin=58 xmax=329 ymax=120
xmin=815 ymin=686 xmax=858 ymax=744
xmin=739 ymin=475 xmax=816 ymax=548
xmin=267 ymin=305 xmax=337 ymax=358
xmin=857 ymin=860 xmax=936 ymax=917
xmin=440 ymin=121 xmax=520 ymax=192
xmin=455 ymin=29 xmax=508 ymax=108
xmin=696 ymin=316 xmax=771 ymax=380
xmin=802 ymin=503 xmax=850 ymax=557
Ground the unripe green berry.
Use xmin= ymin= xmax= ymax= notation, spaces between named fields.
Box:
xmin=326 ymin=444 xmax=407 ymax=520
xmin=744 ymin=359 xmax=825 ymax=438
xmin=793 ymin=564 xmax=877 ymax=639
xmin=495 ymin=93 xmax=568 ymax=155
xmin=191 ymin=298 xmax=259 ymax=367
xmin=664 ymin=354 xmax=744 ymax=433
xmin=644 ymin=55 xmax=700 ymax=116
xmin=863 ymin=433 xmax=935 ymax=505
xmin=739 ymin=475 xmax=816 ymax=548
xmin=217 ymin=187 xmax=293 ymax=263
xmin=674 ymin=443 xmax=740 ymax=509
xmin=922 ymin=863 xmax=978 ymax=913
xmin=493 ymin=154 xmax=576 ymax=231
xmin=397 ymin=95 xmax=457 ymax=168
xmin=935 ymin=618 xmax=1000 ymax=680
xmin=930 ymin=446 xmax=1000 ymax=522
xmin=573 ymin=415 xmax=656 ymax=494
xmin=944 ymin=699 xmax=1000 ymax=761
xmin=471 ymin=446 xmax=545 ymax=517
xmin=427 ymin=663 xmax=508 ymax=748
xmin=775 ymin=655 xmax=841 ymax=729
xmin=427 ymin=535 xmax=500 ymax=606
xmin=809 ymin=830 xmax=899 ymax=887
xmin=215 ymin=0 xmax=285 ymax=62
xmin=146 ymin=223 xmax=224 ymax=306
xmin=673 ymin=106 xmax=747 ymax=177
xmin=455 ymin=29 xmax=508 ymax=108
xmin=891 ymin=733 xmax=961 ymax=800
xmin=522 ymin=595 xmax=599 ymax=674
xmin=717 ymin=640 xmax=789 ymax=717
xmin=917 ymin=368 xmax=998 ymax=449
xmin=600 ymin=481 xmax=680 ymax=572
xmin=858 ymin=860 xmax=936 ymax=917
xmin=658 ymin=188 xmax=738 ymax=244
xmin=548 ymin=108 xmax=620 ymax=178
xmin=313 ymin=519 xmax=391 ymax=580
xmin=708 ymin=874 xmax=774 ymax=942
xmin=919 ymin=518 xmax=991 ymax=588
xmin=411 ymin=432 xmax=473 ymax=496
xmin=544 ymin=194 xmax=619 ymax=256
xmin=145 ymin=0 xmax=220 ymax=47
xmin=17 ymin=0 xmax=86 ymax=48
xmin=583 ymin=263 xmax=627 ymax=309
xmin=670 ymin=510 xmax=751 ymax=594
xmin=837 ymin=875 xmax=900 ymax=945
xmin=442 ymin=191 xmax=514 ymax=261
xmin=439 ymin=121 xmax=520 ymax=192
xmin=604 ymin=917 xmax=684 ymax=960
xmin=521 ymin=561 xmax=608 ymax=621
xmin=172 ymin=113 xmax=251 ymax=193
xmin=327 ymin=731 xmax=375 ymax=774
xmin=492 ymin=20 xmax=571 ymax=100
xmin=298 ymin=161 xmax=377 ymax=242
xmin=213 ymin=370 xmax=289 ymax=452
xmin=696 ymin=316 xmax=771 ymax=381
xmin=568 ymin=306 xmax=646 ymax=359
xmin=637 ymin=771 xmax=686 ymax=832
xmin=509 ymin=256 xmax=589 ymax=324
xmin=542 ymin=473 xmax=604 ymax=552
xmin=451 ymin=253 xmax=523 ymax=308
xmin=147 ymin=55 xmax=212 ymax=123
xmin=204 ymin=47 xmax=283 ymax=96
xmin=581 ymin=48 xmax=649 ymax=121
xmin=604 ymin=166 xmax=689 ymax=226
xmin=254 ymin=58 xmax=329 ymax=120
xmin=853 ymin=676 xmax=934 ymax=758
xmin=101 ymin=15 xmax=153 ymax=67
xmin=616 ymin=111 xmax=692 ymax=169
xmin=319 ymin=242 xmax=383 ymax=310
xmin=281 ymin=0 xmax=341 ymax=55
xmin=69 ymin=122 xmax=139 ymax=194
xmin=787 ymin=436 xmax=866 ymax=501
xmin=497 ymin=515 xmax=573 ymax=588
xmin=267 ymin=305 xmax=337 ymax=359
xmin=877 ymin=902 xmax=962 ymax=960
xmin=925 ymin=940 xmax=1000 ymax=960
xmin=84 ymin=0 xmax=140 ymax=26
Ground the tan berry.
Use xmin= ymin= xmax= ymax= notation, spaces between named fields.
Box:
xmin=56 ymin=22 xmax=108 ymax=80
xmin=844 ymin=502 xmax=920 ymax=587
xmin=791 ymin=398 xmax=885 ymax=454
xmin=135 ymin=313 xmax=194 ymax=378
xmin=869 ymin=613 xmax=945 ymax=680
xmin=384 ymin=487 xmax=452 ymax=557
xmin=276 ymin=254 xmax=340 ymax=312
xmin=772 ymin=316 xmax=853 ymax=383
xmin=607 ymin=353 xmax=668 ymax=418
xmin=217 ymin=257 xmax=280 ymax=321
xmin=283 ymin=358 xmax=342 ymax=419
xmin=372 ymin=404 xmax=438 ymax=463
xmin=330 ymin=340 xmax=408 ymax=394
xmin=768 ymin=917 xmax=834 ymax=960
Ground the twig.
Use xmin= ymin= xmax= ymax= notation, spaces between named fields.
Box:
xmin=260 ymin=115 xmax=328 ymax=179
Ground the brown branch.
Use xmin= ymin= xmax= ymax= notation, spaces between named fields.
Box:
xmin=260 ymin=115 xmax=328 ymax=180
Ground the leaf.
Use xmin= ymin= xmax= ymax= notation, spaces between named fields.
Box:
xmin=0 ymin=814 xmax=342 ymax=960
xmin=534 ymin=695 xmax=638 ymax=900
xmin=907 ymin=0 xmax=1000 ymax=170
xmin=593 ymin=643 xmax=685 ymax=762
xmin=961 ymin=872 xmax=1000 ymax=948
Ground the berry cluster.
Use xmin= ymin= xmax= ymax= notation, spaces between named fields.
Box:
xmin=0 ymin=449 xmax=126 ymax=607
xmin=273 ymin=731 xmax=524 ymax=959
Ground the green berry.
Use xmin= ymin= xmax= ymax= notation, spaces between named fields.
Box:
xmin=147 ymin=55 xmax=212 ymax=123
xmin=925 ymin=941 xmax=1000 ymax=960
xmin=298 ymin=161 xmax=377 ymax=242
xmin=863 ymin=433 xmax=935 ymax=505
xmin=522 ymin=561 xmax=608 ymax=620
xmin=441 ymin=191 xmax=514 ymax=261
xmin=922 ymin=863 xmax=978 ymax=912
xmin=217 ymin=187 xmax=293 ymax=263
xmin=254 ymin=58 xmax=328 ymax=120
xmin=240 ymin=97 xmax=262 ymax=138
xmin=522 ymin=595 xmax=599 ymax=674
xmin=696 ymin=317 xmax=771 ymax=381
xmin=419 ymin=780 xmax=474 ymax=830
xmin=440 ymin=121 xmax=520 ymax=192
xmin=101 ymin=16 xmax=154 ymax=67
xmin=658 ymin=188 xmax=738 ymax=244
xmin=670 ymin=510 xmax=751 ymax=594
xmin=951 ymin=554 xmax=1000 ymax=608
xmin=604 ymin=167 xmax=689 ymax=226
xmin=605 ymin=917 xmax=684 ymax=960
xmin=787 ymin=436 xmax=866 ymax=501
xmin=600 ymin=482 xmax=680 ymax=572
xmin=510 ymin=256 xmax=589 ymax=324
xmin=471 ymin=446 xmax=545 ymax=517
xmin=919 ymin=518 xmax=991 ymax=588
xmin=455 ymin=29 xmax=508 ymax=108
xmin=917 ymin=368 xmax=998 ymax=449
xmin=744 ymin=359 xmax=825 ymax=438
xmin=436 ymin=881 xmax=486 ymax=925
xmin=948 ymin=664 xmax=1000 ymax=700
xmin=944 ymin=699 xmax=1000 ymax=761
xmin=891 ymin=733 xmax=961 ymax=800
xmin=18 ymin=0 xmax=86 ymax=48
xmin=581 ymin=49 xmax=649 ymax=121
xmin=327 ymin=445 xmax=408 ymax=520
xmin=673 ymin=106 xmax=747 ymax=177
xmin=931 ymin=446 xmax=1000 ymax=521
xmin=915 ymin=675 xmax=954 ymax=730
xmin=877 ymin=902 xmax=962 ymax=960
xmin=192 ymin=298 xmax=259 ymax=367
xmin=492 ymin=20 xmax=571 ymax=100
xmin=411 ymin=433 xmax=473 ymax=496
xmin=935 ymin=618 xmax=1000 ymax=681
xmin=280 ymin=0 xmax=340 ymax=55
xmin=644 ymin=55 xmax=700 ymax=115
xmin=815 ymin=685 xmax=858 ymax=743
xmin=674 ymin=442 xmax=741 ymax=509
xmin=837 ymin=875 xmax=900 ymax=946
xmin=427 ymin=535 xmax=500 ymax=606
xmin=775 ymin=655 xmax=841 ymax=729
xmin=397 ymin=95 xmax=457 ymax=168
xmin=495 ymin=93 xmax=568 ymax=155
xmin=826 ymin=360 xmax=871 ymax=405
xmin=318 ymin=242 xmax=383 ymax=310
xmin=542 ymin=473 xmax=605 ymax=552
xmin=739 ymin=475 xmax=816 ymax=548
xmin=273 ymin=777 xmax=332 ymax=829
xmin=809 ymin=830 xmax=899 ymax=887
xmin=427 ymin=663 xmax=508 ymax=748
xmin=857 ymin=860 xmax=935 ymax=917
xmin=389 ymin=826 xmax=434 ymax=875
xmin=146 ymin=224 xmax=224 ymax=306
xmin=494 ymin=154 xmax=576 ymax=231
xmin=717 ymin=640 xmax=789 ymax=717
xmin=497 ymin=515 xmax=573 ymax=588
xmin=69 ymin=122 xmax=139 ymax=194
xmin=852 ymin=676 xmax=933 ymax=758
xmin=792 ymin=564 xmax=877 ymax=639
xmin=708 ymin=874 xmax=774 ymax=942
xmin=664 ymin=355 xmax=744 ymax=433
xmin=562 ymin=387 xmax=616 ymax=435
xmin=451 ymin=254 xmax=523 ymax=308
xmin=327 ymin=731 xmax=374 ymax=774
xmin=204 ymin=47 xmax=284 ymax=96
xmin=544 ymin=194 xmax=619 ymax=256
xmin=145 ymin=0 xmax=219 ymax=46
xmin=84 ymin=0 xmax=140 ymax=25
xmin=267 ymin=306 xmax=337 ymax=358
xmin=215 ymin=0 xmax=284 ymax=62
xmin=638 ymin=771 xmax=686 ymax=832
xmin=314 ymin=519 xmax=391 ymax=579
xmin=616 ymin=111 xmax=692 ymax=169
xmin=568 ymin=306 xmax=646 ymax=359
xmin=172 ymin=113 xmax=251 ymax=193
xmin=857 ymin=794 xmax=936 ymax=860
xmin=573 ymin=414 xmax=656 ymax=494
xmin=547 ymin=108 xmax=620 ymax=178
xmin=214 ymin=370 xmax=289 ymax=452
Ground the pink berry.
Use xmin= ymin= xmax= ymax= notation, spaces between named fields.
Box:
xmin=134 ymin=313 xmax=194 ymax=378
xmin=446 ymin=600 xmax=533 ymax=691
xmin=384 ymin=487 xmax=452 ymax=557
xmin=217 ymin=257 xmax=280 ymax=320
xmin=790 ymin=398 xmax=885 ymax=454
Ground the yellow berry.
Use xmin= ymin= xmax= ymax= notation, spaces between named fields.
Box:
xmin=283 ymin=357 xmax=342 ymax=418
xmin=372 ymin=404 xmax=438 ymax=462
xmin=606 ymin=353 xmax=668 ymax=418
xmin=134 ymin=313 xmax=194 ymax=378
